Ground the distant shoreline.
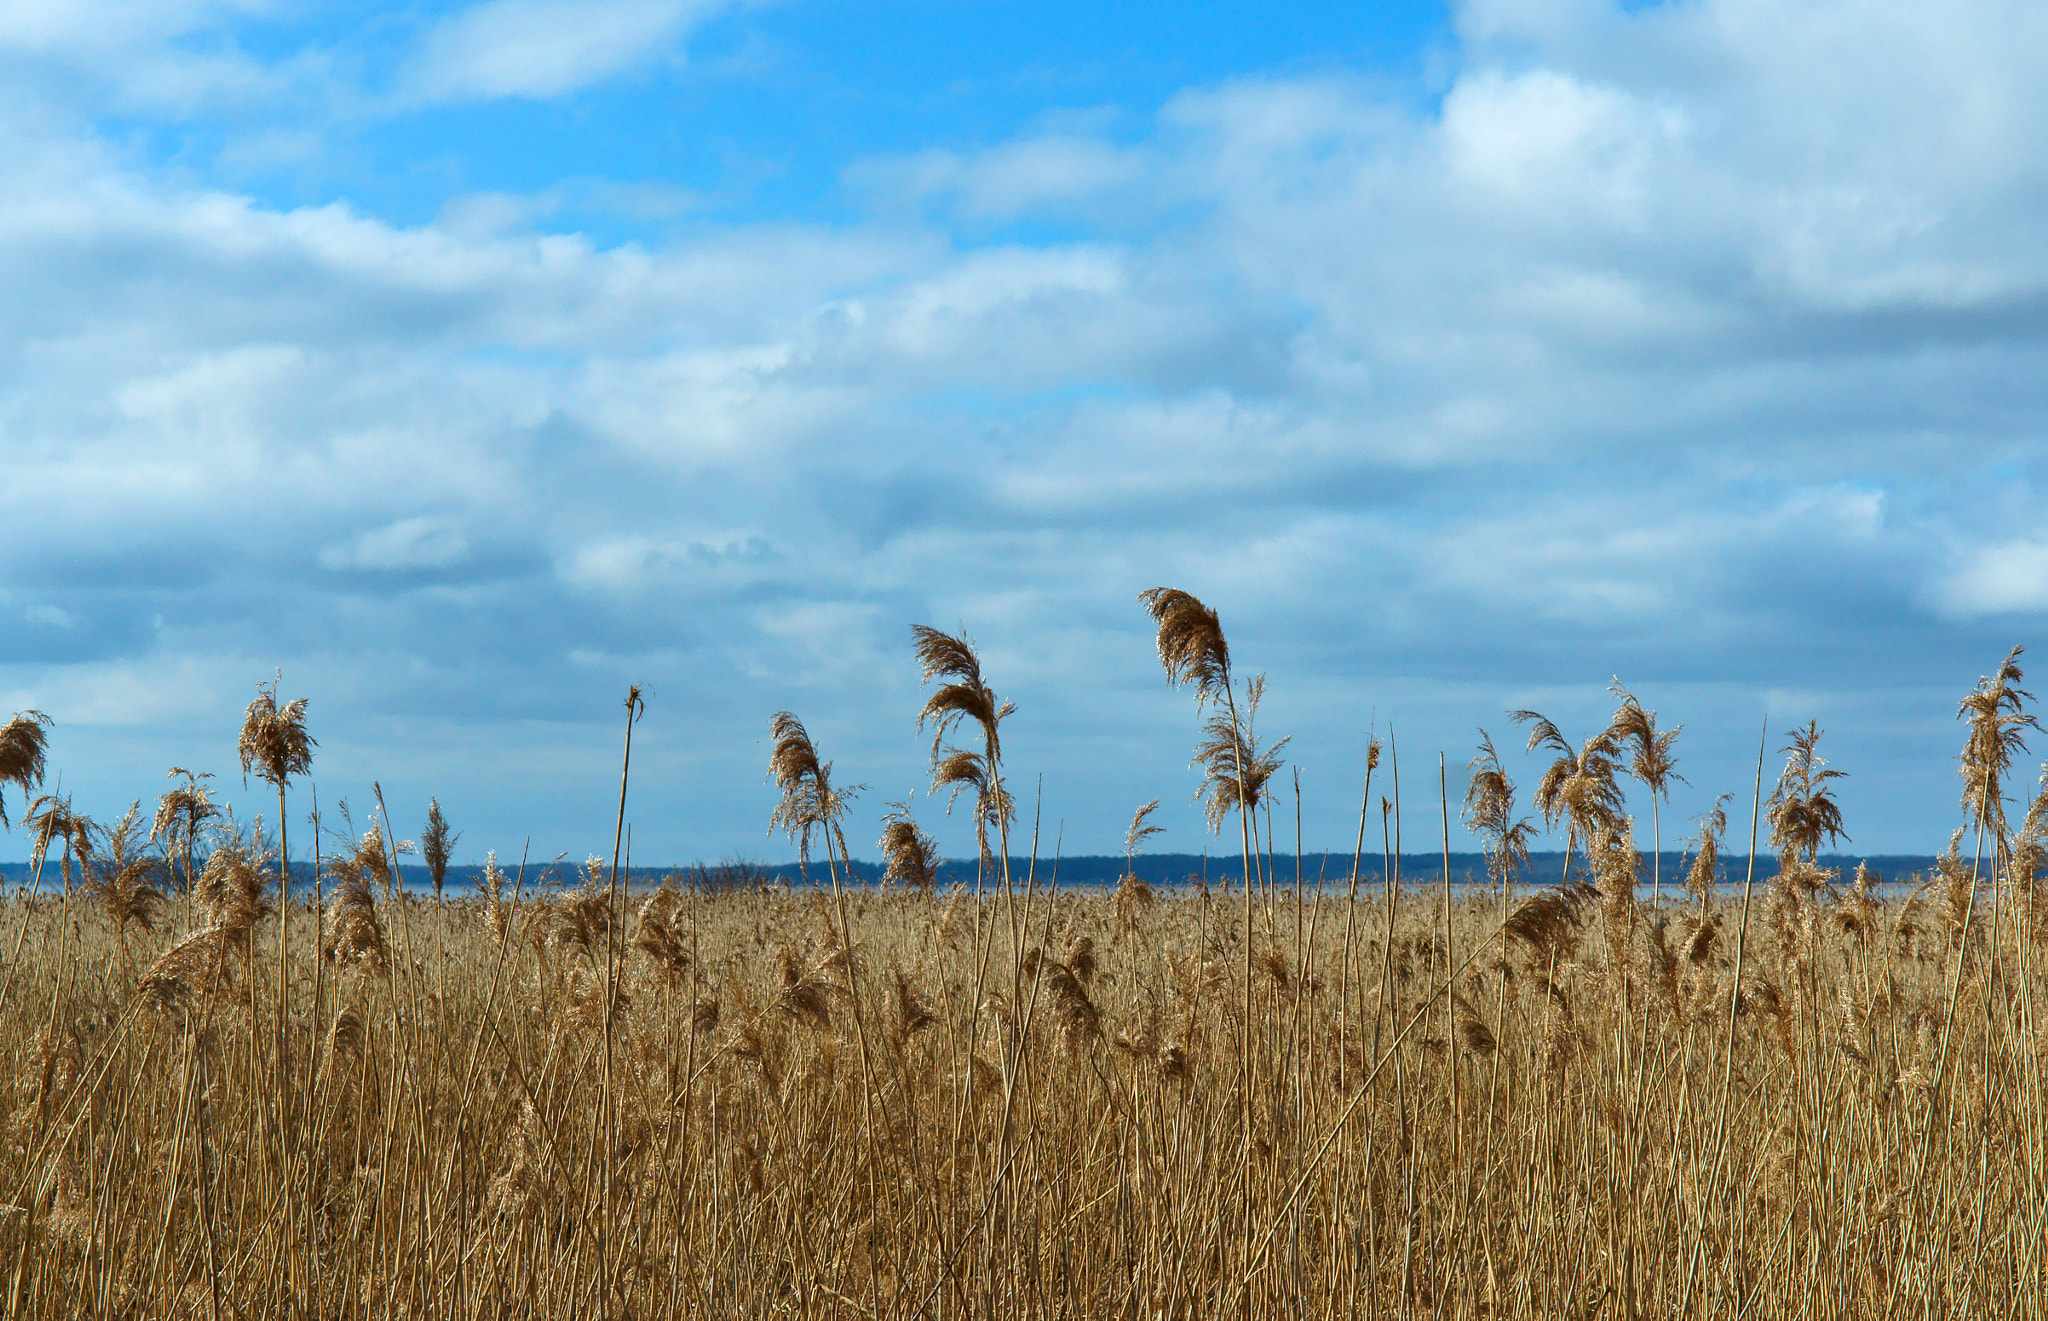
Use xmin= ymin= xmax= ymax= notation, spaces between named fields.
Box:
xmin=0 ymin=850 xmax=1953 ymax=895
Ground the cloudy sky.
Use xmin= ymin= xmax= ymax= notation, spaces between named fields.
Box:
xmin=1 ymin=0 xmax=2044 ymax=868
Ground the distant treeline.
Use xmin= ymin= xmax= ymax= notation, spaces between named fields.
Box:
xmin=0 ymin=851 xmax=1952 ymax=894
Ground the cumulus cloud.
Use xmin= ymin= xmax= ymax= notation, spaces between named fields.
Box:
xmin=1 ymin=0 xmax=2045 ymax=859
xmin=406 ymin=0 xmax=732 ymax=101
xmin=1937 ymin=541 xmax=2048 ymax=618
xmin=320 ymin=517 xmax=471 ymax=572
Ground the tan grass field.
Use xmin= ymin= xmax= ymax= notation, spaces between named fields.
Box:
xmin=2 ymin=597 xmax=2045 ymax=1317
xmin=1 ymin=853 xmax=2044 ymax=1318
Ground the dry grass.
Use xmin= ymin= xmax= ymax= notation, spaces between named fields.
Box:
xmin=3 ymin=850 xmax=2047 ymax=1318
xmin=6 ymin=635 xmax=2048 ymax=1316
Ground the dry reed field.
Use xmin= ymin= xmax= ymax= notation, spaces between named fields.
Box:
xmin=1 ymin=592 xmax=2046 ymax=1317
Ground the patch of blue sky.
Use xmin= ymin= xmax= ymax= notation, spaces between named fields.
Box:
xmin=115 ymin=0 xmax=1452 ymax=241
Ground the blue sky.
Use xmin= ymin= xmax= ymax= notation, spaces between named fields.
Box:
xmin=3 ymin=0 xmax=2047 ymax=867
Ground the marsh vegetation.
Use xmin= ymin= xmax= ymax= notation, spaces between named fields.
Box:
xmin=0 ymin=597 xmax=2042 ymax=1316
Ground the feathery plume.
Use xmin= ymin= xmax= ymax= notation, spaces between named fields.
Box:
xmin=1607 ymin=682 xmax=1685 ymax=801
xmin=1958 ymin=645 xmax=2037 ymax=843
xmin=1125 ymin=799 xmax=1164 ymax=875
xmin=912 ymin=625 xmax=1013 ymax=762
xmin=0 ymin=711 xmax=50 ymax=829
xmin=194 ymin=828 xmax=274 ymax=939
xmin=767 ymin=713 xmax=861 ymax=876
xmin=421 ymin=798 xmax=459 ymax=902
xmin=1511 ymin=710 xmax=1626 ymax=847
xmin=1139 ymin=588 xmax=1231 ymax=708
xmin=912 ymin=626 xmax=1014 ymax=872
xmin=1192 ymin=677 xmax=1288 ymax=834
xmin=480 ymin=851 xmax=510 ymax=945
xmin=1503 ymin=882 xmax=1596 ymax=964
xmin=633 ymin=878 xmax=692 ymax=985
xmin=25 ymin=793 xmax=92 ymax=895
xmin=1465 ymin=729 xmax=1537 ymax=888
xmin=237 ymin=675 xmax=314 ymax=792
xmin=878 ymin=803 xmax=941 ymax=892
xmin=1452 ymin=992 xmax=1497 ymax=1057
xmin=137 ymin=926 xmax=239 ymax=1018
xmin=83 ymin=803 xmax=165 ymax=942
xmin=1765 ymin=721 xmax=1849 ymax=862
xmin=1682 ymin=794 xmax=1732 ymax=909
xmin=324 ymin=828 xmax=391 ymax=978
xmin=151 ymin=768 xmax=219 ymax=896
xmin=1608 ymin=680 xmax=1686 ymax=899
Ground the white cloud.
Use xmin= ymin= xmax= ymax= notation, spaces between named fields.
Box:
xmin=407 ymin=0 xmax=731 ymax=101
xmin=1440 ymin=69 xmax=1676 ymax=226
xmin=849 ymin=136 xmax=1149 ymax=221
xmin=1937 ymin=541 xmax=2048 ymax=618
xmin=320 ymin=517 xmax=471 ymax=571
xmin=557 ymin=533 xmax=774 ymax=592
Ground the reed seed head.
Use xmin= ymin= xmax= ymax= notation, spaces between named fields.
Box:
xmin=0 ymin=710 xmax=51 ymax=829
xmin=1766 ymin=721 xmax=1849 ymax=862
xmin=237 ymin=673 xmax=314 ymax=791
xmin=1139 ymin=588 xmax=1231 ymax=708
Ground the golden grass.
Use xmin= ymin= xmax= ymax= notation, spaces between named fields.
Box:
xmin=4 ymin=852 xmax=2047 ymax=1318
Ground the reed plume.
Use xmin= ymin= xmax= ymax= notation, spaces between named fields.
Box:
xmin=1451 ymin=992 xmax=1496 ymax=1057
xmin=878 ymin=803 xmax=941 ymax=891
xmin=891 ymin=969 xmax=937 ymax=1049
xmin=1138 ymin=588 xmax=1230 ymax=708
xmin=774 ymin=944 xmax=836 ymax=1031
xmin=137 ymin=926 xmax=239 ymax=1020
xmin=1192 ymin=676 xmax=1288 ymax=835
xmin=238 ymin=677 xmax=315 ymax=794
xmin=323 ymin=829 xmax=391 ymax=978
xmin=1023 ymin=948 xmax=1102 ymax=1054
xmin=1765 ymin=721 xmax=1849 ymax=862
xmin=912 ymin=624 xmax=1012 ymax=763
xmin=554 ymin=858 xmax=618 ymax=961
xmin=325 ymin=1004 xmax=366 ymax=1071
xmin=1609 ymin=680 xmax=1686 ymax=902
xmin=632 ymin=879 xmax=691 ymax=985
xmin=1839 ymin=859 xmax=1882 ymax=947
xmin=480 ymin=851 xmax=511 ymax=945
xmin=151 ymin=768 xmax=219 ymax=908
xmin=1140 ymin=587 xmax=1282 ymax=883
xmin=930 ymin=750 xmax=1012 ymax=864
xmin=0 ymin=710 xmax=50 ymax=829
xmin=2007 ymin=770 xmax=2048 ymax=948
xmin=1683 ymin=793 xmax=1732 ymax=910
xmin=766 ymin=713 xmax=859 ymax=880
xmin=1464 ymin=730 xmax=1536 ymax=890
xmin=1511 ymin=710 xmax=1625 ymax=885
xmin=26 ymin=793 xmax=92 ymax=895
xmin=193 ymin=828 xmax=274 ymax=940
xmin=421 ymin=798 xmax=459 ymax=903
xmin=912 ymin=626 xmax=1014 ymax=875
xmin=1958 ymin=645 xmax=2037 ymax=850
xmin=1928 ymin=827 xmax=1977 ymax=950
xmin=1112 ymin=872 xmax=1156 ymax=943
xmin=83 ymin=803 xmax=165 ymax=966
xmin=1503 ymin=881 xmax=1595 ymax=966
xmin=1125 ymin=799 xmax=1164 ymax=878
xmin=1586 ymin=823 xmax=1641 ymax=978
